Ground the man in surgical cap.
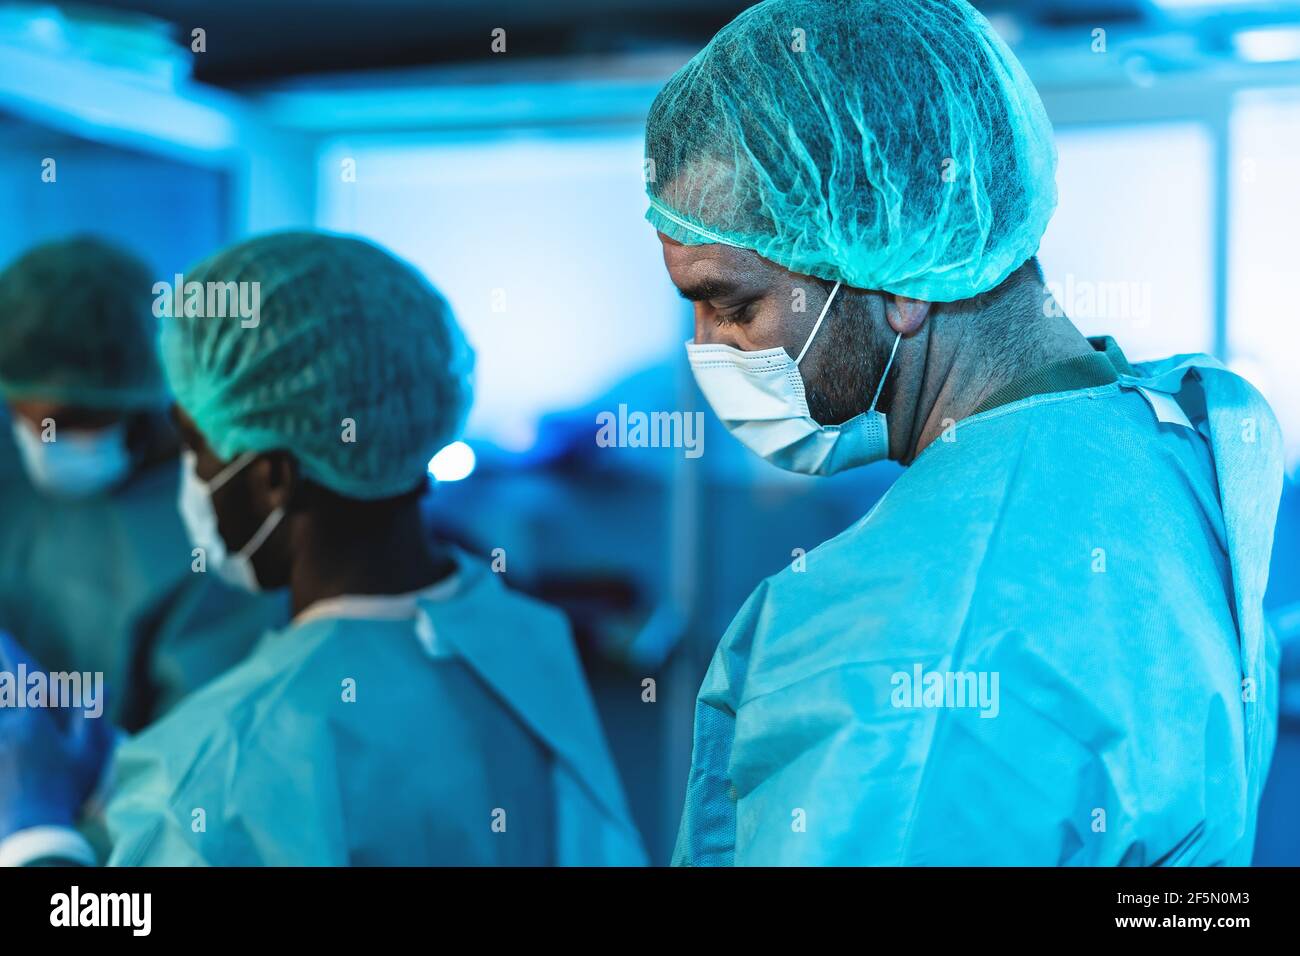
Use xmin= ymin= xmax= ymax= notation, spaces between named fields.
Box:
xmin=0 ymin=237 xmax=285 ymax=731
xmin=649 ymin=0 xmax=1284 ymax=864
xmin=0 ymin=232 xmax=645 ymax=866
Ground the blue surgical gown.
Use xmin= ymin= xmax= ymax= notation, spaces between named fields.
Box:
xmin=0 ymin=412 xmax=287 ymax=729
xmin=674 ymin=353 xmax=1284 ymax=865
xmin=104 ymin=551 xmax=647 ymax=865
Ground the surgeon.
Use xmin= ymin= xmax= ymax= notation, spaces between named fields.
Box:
xmin=648 ymin=0 xmax=1284 ymax=864
xmin=0 ymin=231 xmax=645 ymax=866
xmin=0 ymin=237 xmax=285 ymax=730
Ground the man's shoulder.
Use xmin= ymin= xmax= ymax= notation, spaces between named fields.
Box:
xmin=725 ymin=390 xmax=1229 ymax=682
xmin=121 ymin=625 xmax=331 ymax=765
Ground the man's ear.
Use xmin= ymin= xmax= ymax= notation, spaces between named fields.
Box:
xmin=885 ymin=294 xmax=931 ymax=335
xmin=248 ymin=451 xmax=298 ymax=512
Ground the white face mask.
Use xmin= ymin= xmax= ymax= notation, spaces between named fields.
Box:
xmin=686 ymin=280 xmax=902 ymax=475
xmin=178 ymin=449 xmax=286 ymax=593
xmin=10 ymin=418 xmax=132 ymax=498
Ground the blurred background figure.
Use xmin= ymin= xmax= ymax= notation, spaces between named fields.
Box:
xmin=0 ymin=231 xmax=646 ymax=867
xmin=0 ymin=237 xmax=287 ymax=732
xmin=1 ymin=0 xmax=1297 ymax=863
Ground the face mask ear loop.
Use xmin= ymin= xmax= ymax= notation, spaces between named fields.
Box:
xmin=207 ymin=451 xmax=259 ymax=495
xmin=236 ymin=505 xmax=286 ymax=561
xmin=869 ymin=332 xmax=904 ymax=413
xmin=795 ymin=281 xmax=843 ymax=367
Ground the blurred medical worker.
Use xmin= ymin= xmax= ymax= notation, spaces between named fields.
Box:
xmin=648 ymin=0 xmax=1284 ymax=865
xmin=0 ymin=232 xmax=645 ymax=866
xmin=0 ymin=237 xmax=285 ymax=730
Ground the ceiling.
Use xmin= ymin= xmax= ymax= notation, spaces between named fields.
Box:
xmin=73 ymin=0 xmax=1167 ymax=86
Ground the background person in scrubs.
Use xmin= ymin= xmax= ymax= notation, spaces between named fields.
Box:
xmin=0 ymin=236 xmax=286 ymax=731
xmin=647 ymin=0 xmax=1285 ymax=865
xmin=0 ymin=231 xmax=646 ymax=866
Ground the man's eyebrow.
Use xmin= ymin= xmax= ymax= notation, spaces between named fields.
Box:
xmin=676 ymin=276 xmax=743 ymax=302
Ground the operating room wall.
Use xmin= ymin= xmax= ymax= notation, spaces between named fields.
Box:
xmin=0 ymin=127 xmax=229 ymax=280
xmin=315 ymin=130 xmax=686 ymax=453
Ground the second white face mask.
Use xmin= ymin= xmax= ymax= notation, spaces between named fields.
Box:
xmin=686 ymin=281 xmax=902 ymax=475
xmin=178 ymin=449 xmax=285 ymax=593
xmin=10 ymin=419 xmax=131 ymax=498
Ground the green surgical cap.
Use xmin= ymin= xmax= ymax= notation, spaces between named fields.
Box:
xmin=644 ymin=0 xmax=1058 ymax=302
xmin=162 ymin=232 xmax=474 ymax=500
xmin=0 ymin=236 xmax=167 ymax=409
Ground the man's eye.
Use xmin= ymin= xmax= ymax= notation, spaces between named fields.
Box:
xmin=713 ymin=302 xmax=755 ymax=327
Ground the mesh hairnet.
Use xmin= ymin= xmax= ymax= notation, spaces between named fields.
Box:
xmin=0 ymin=236 xmax=167 ymax=409
xmin=644 ymin=0 xmax=1058 ymax=301
xmin=161 ymin=232 xmax=473 ymax=500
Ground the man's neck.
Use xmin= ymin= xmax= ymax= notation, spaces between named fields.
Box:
xmin=287 ymin=507 xmax=456 ymax=617
xmin=889 ymin=289 xmax=1093 ymax=464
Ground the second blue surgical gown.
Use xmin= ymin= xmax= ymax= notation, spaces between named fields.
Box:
xmin=104 ymin=551 xmax=647 ymax=865
xmin=674 ymin=353 xmax=1284 ymax=865
xmin=0 ymin=411 xmax=286 ymax=729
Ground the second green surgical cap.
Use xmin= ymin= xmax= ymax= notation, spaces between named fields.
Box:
xmin=0 ymin=236 xmax=167 ymax=409
xmin=162 ymin=232 xmax=473 ymax=500
xmin=644 ymin=0 xmax=1058 ymax=302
